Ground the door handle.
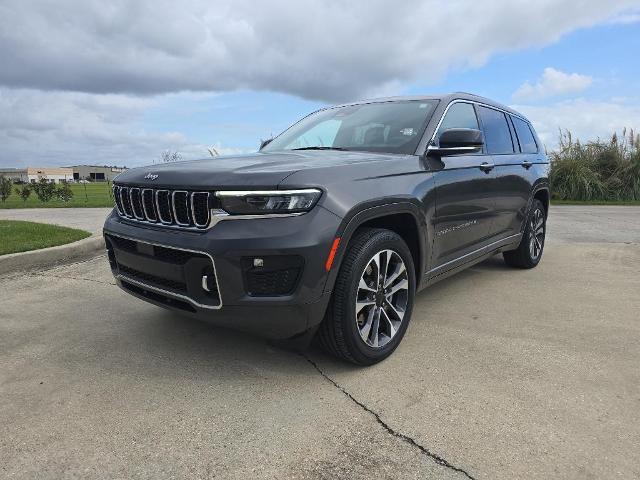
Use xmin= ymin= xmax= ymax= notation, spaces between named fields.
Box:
xmin=522 ymin=160 xmax=533 ymax=169
xmin=479 ymin=162 xmax=495 ymax=173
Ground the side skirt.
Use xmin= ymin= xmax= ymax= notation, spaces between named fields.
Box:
xmin=423 ymin=233 xmax=522 ymax=288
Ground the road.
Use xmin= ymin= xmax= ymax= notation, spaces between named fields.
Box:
xmin=1 ymin=206 xmax=639 ymax=479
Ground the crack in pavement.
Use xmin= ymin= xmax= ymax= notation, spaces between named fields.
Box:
xmin=304 ymin=355 xmax=477 ymax=480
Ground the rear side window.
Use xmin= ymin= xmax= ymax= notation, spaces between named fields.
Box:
xmin=511 ymin=116 xmax=538 ymax=153
xmin=477 ymin=106 xmax=514 ymax=154
xmin=438 ymin=102 xmax=479 ymax=132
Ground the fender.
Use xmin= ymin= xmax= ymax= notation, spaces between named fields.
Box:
xmin=322 ymin=199 xmax=431 ymax=294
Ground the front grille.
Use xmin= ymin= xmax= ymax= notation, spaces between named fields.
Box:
xmin=113 ymin=185 xmax=211 ymax=230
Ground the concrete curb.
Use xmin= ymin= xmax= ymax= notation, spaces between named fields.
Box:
xmin=0 ymin=233 xmax=105 ymax=276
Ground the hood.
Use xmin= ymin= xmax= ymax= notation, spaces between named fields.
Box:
xmin=114 ymin=150 xmax=407 ymax=189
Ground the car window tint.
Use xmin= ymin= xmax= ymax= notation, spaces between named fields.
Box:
xmin=512 ymin=116 xmax=538 ymax=153
xmin=477 ymin=106 xmax=514 ymax=154
xmin=438 ymin=102 xmax=479 ymax=132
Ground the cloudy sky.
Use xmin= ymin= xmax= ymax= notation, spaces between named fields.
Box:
xmin=1 ymin=0 xmax=640 ymax=167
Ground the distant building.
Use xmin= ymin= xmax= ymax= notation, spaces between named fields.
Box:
xmin=69 ymin=165 xmax=127 ymax=182
xmin=0 ymin=167 xmax=74 ymax=184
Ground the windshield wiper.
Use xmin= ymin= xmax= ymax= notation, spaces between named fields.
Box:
xmin=291 ymin=146 xmax=349 ymax=151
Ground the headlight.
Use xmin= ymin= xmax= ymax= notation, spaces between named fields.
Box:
xmin=215 ymin=189 xmax=322 ymax=215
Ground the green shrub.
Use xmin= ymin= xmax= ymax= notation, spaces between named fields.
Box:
xmin=56 ymin=181 xmax=74 ymax=202
xmin=32 ymin=178 xmax=57 ymax=203
xmin=15 ymin=185 xmax=32 ymax=203
xmin=0 ymin=175 xmax=12 ymax=203
xmin=550 ymin=129 xmax=640 ymax=201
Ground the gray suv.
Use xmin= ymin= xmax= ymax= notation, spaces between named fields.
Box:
xmin=104 ymin=92 xmax=549 ymax=365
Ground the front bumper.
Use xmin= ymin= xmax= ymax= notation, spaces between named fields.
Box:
xmin=103 ymin=206 xmax=341 ymax=339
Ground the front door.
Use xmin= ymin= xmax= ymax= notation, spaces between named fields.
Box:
xmin=429 ymin=102 xmax=497 ymax=270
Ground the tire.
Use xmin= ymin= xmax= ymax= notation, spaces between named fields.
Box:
xmin=317 ymin=228 xmax=416 ymax=365
xmin=503 ymin=199 xmax=546 ymax=269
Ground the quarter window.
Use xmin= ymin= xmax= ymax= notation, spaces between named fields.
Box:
xmin=511 ymin=116 xmax=538 ymax=153
xmin=477 ymin=106 xmax=514 ymax=154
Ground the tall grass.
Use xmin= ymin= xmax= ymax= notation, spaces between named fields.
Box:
xmin=550 ymin=128 xmax=640 ymax=201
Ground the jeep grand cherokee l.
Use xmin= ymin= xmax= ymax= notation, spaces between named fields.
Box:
xmin=104 ymin=93 xmax=549 ymax=365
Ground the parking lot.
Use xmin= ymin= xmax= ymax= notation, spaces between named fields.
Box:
xmin=1 ymin=206 xmax=639 ymax=479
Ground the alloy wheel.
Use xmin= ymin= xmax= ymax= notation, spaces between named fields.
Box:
xmin=529 ymin=208 xmax=545 ymax=260
xmin=355 ymin=249 xmax=409 ymax=348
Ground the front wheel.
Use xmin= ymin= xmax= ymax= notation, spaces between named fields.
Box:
xmin=503 ymin=199 xmax=546 ymax=268
xmin=317 ymin=228 xmax=416 ymax=365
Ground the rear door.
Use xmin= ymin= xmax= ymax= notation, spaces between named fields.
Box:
xmin=430 ymin=102 xmax=497 ymax=270
xmin=476 ymin=105 xmax=530 ymax=241
xmin=478 ymin=106 xmax=538 ymax=240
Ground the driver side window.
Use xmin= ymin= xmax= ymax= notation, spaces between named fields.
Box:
xmin=438 ymin=102 xmax=479 ymax=133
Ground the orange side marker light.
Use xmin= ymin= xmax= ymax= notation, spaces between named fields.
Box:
xmin=325 ymin=237 xmax=341 ymax=271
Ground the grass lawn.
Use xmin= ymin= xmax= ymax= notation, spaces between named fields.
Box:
xmin=0 ymin=220 xmax=91 ymax=255
xmin=0 ymin=182 xmax=114 ymax=208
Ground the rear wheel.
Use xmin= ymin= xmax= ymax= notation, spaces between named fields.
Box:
xmin=503 ymin=199 xmax=546 ymax=268
xmin=317 ymin=228 xmax=416 ymax=365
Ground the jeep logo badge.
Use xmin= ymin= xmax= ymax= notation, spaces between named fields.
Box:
xmin=144 ymin=173 xmax=159 ymax=181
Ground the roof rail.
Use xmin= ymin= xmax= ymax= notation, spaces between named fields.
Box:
xmin=452 ymin=91 xmax=483 ymax=98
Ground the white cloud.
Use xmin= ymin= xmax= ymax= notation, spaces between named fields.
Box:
xmin=513 ymin=68 xmax=593 ymax=101
xmin=606 ymin=9 xmax=640 ymax=23
xmin=0 ymin=89 xmax=245 ymax=168
xmin=1 ymin=0 xmax=639 ymax=166
xmin=513 ymin=98 xmax=640 ymax=150
xmin=0 ymin=0 xmax=637 ymax=102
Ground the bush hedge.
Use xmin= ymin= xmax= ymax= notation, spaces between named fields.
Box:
xmin=550 ymin=129 xmax=640 ymax=201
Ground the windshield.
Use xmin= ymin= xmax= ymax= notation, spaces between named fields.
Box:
xmin=262 ymin=100 xmax=438 ymax=155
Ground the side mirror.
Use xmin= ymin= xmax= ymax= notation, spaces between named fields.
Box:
xmin=427 ymin=128 xmax=484 ymax=156
xmin=259 ymin=138 xmax=273 ymax=150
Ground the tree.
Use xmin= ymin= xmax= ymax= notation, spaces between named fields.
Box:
xmin=56 ymin=181 xmax=74 ymax=202
xmin=160 ymin=150 xmax=182 ymax=163
xmin=32 ymin=177 xmax=57 ymax=203
xmin=15 ymin=185 xmax=31 ymax=203
xmin=0 ymin=175 xmax=11 ymax=203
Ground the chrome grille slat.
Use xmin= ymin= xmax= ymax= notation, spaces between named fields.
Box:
xmin=172 ymin=191 xmax=191 ymax=226
xmin=190 ymin=192 xmax=210 ymax=227
xmin=113 ymin=186 xmax=124 ymax=215
xmin=141 ymin=189 xmax=157 ymax=222
xmin=156 ymin=190 xmax=173 ymax=224
xmin=129 ymin=188 xmax=144 ymax=220
xmin=120 ymin=187 xmax=133 ymax=217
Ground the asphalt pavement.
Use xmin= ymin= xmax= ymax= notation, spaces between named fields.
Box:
xmin=1 ymin=206 xmax=639 ymax=479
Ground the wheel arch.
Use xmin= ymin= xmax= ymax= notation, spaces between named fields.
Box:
xmin=323 ymin=200 xmax=429 ymax=294
xmin=533 ymin=187 xmax=550 ymax=217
